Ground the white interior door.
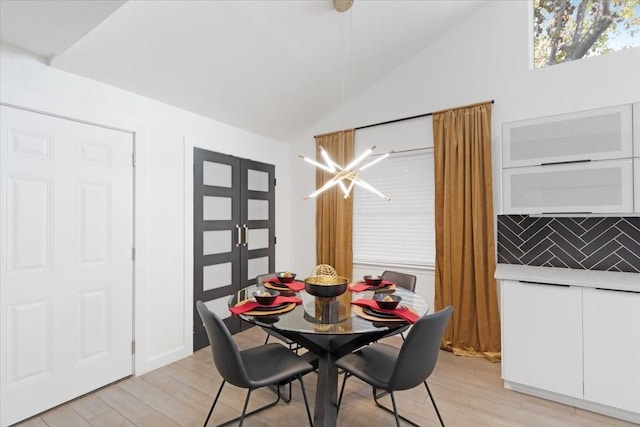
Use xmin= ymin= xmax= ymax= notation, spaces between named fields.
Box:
xmin=0 ymin=106 xmax=134 ymax=426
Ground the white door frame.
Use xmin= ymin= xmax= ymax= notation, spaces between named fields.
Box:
xmin=0 ymin=95 xmax=150 ymax=381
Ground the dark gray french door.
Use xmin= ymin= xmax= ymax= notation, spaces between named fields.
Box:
xmin=193 ymin=148 xmax=275 ymax=350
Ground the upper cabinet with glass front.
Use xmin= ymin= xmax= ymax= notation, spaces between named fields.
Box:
xmin=502 ymin=104 xmax=637 ymax=214
xmin=503 ymin=105 xmax=633 ymax=168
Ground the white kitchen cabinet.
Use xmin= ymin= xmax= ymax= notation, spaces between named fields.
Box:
xmin=501 ymin=280 xmax=583 ymax=398
xmin=583 ymin=287 xmax=640 ymax=414
xmin=502 ymin=104 xmax=633 ymax=168
xmin=497 ymin=266 xmax=640 ymax=424
xmin=503 ymin=158 xmax=634 ymax=214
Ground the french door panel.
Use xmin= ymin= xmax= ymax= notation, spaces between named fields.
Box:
xmin=193 ymin=149 xmax=275 ymax=350
xmin=194 ymin=150 xmax=241 ymax=348
xmin=239 ymin=158 xmax=275 ymax=331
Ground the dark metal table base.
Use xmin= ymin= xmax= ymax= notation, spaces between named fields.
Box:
xmin=277 ymin=329 xmax=395 ymax=427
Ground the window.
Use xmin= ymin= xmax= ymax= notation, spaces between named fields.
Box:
xmin=533 ymin=0 xmax=640 ymax=68
xmin=353 ymin=150 xmax=435 ymax=268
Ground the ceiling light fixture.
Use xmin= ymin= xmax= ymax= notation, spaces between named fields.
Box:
xmin=333 ymin=0 xmax=354 ymax=13
xmin=300 ymin=146 xmax=392 ymax=200
xmin=301 ymin=0 xmax=392 ymax=201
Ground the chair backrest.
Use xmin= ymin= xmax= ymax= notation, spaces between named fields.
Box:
xmin=196 ymin=301 xmax=251 ymax=388
xmin=256 ymin=272 xmax=276 ymax=286
xmin=381 ymin=270 xmax=417 ymax=292
xmin=388 ymin=306 xmax=453 ymax=391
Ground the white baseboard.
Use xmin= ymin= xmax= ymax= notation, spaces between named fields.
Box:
xmin=504 ymin=381 xmax=640 ymax=425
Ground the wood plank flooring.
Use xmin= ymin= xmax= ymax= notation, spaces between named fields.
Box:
xmin=15 ymin=327 xmax=636 ymax=427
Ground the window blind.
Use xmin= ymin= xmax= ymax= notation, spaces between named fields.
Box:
xmin=353 ymin=150 xmax=435 ymax=267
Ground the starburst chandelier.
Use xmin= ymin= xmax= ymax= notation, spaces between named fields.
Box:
xmin=301 ymin=0 xmax=392 ymax=201
xmin=300 ymin=146 xmax=392 ymax=200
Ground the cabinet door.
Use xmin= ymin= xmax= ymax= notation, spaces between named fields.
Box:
xmin=583 ymin=287 xmax=640 ymax=413
xmin=503 ymin=105 xmax=633 ymax=168
xmin=502 ymin=280 xmax=583 ymax=398
xmin=503 ymin=158 xmax=634 ymax=214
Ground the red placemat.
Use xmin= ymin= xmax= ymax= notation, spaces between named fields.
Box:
xmin=349 ymin=280 xmax=396 ymax=292
xmin=351 ymin=299 xmax=420 ymax=323
xmin=264 ymin=276 xmax=305 ymax=292
xmin=230 ymin=295 xmax=302 ymax=315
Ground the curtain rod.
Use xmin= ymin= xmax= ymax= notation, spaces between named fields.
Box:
xmin=314 ymin=99 xmax=494 ymax=137
xmin=355 ymin=99 xmax=495 ymax=131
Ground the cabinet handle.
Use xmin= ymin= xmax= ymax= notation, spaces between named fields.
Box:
xmin=235 ymin=224 xmax=242 ymax=247
xmin=243 ymin=224 xmax=249 ymax=247
xmin=595 ymin=287 xmax=640 ymax=294
xmin=540 ymin=159 xmax=591 ymax=166
xmin=541 ymin=212 xmax=592 ymax=215
xmin=518 ymin=280 xmax=570 ymax=288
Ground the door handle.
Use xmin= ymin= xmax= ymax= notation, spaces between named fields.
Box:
xmin=235 ymin=224 xmax=242 ymax=247
xmin=243 ymin=224 xmax=249 ymax=247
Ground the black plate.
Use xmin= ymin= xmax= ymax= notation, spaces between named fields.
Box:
xmin=265 ymin=282 xmax=294 ymax=291
xmin=250 ymin=302 xmax=290 ymax=312
xmin=363 ymin=306 xmax=400 ymax=319
xmin=371 ymin=285 xmax=395 ymax=293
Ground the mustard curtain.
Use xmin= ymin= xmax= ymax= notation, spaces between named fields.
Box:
xmin=315 ymin=130 xmax=354 ymax=280
xmin=433 ymin=102 xmax=501 ymax=362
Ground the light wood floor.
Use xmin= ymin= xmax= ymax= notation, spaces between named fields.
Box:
xmin=15 ymin=327 xmax=636 ymax=427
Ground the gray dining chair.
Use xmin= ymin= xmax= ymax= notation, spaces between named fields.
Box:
xmin=382 ymin=270 xmax=417 ymax=292
xmin=255 ymin=273 xmax=301 ymax=353
xmin=381 ymin=270 xmax=417 ymax=341
xmin=196 ymin=301 xmax=313 ymax=427
xmin=335 ymin=305 xmax=453 ymax=427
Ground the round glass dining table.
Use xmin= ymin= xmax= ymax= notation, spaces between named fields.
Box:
xmin=228 ymin=284 xmax=429 ymax=427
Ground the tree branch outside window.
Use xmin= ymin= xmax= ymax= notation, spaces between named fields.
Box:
xmin=534 ymin=0 xmax=640 ymax=68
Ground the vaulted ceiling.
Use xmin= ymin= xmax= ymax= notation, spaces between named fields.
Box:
xmin=1 ymin=0 xmax=489 ymax=142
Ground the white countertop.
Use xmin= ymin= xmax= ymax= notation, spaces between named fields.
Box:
xmin=495 ymin=264 xmax=640 ymax=292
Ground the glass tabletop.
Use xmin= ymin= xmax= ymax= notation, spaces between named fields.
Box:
xmin=228 ymin=283 xmax=430 ymax=335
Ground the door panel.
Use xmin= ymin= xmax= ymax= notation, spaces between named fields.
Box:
xmin=194 ymin=149 xmax=241 ymax=348
xmin=193 ymin=150 xmax=275 ymax=349
xmin=0 ymin=105 xmax=134 ymax=426
xmin=239 ymin=158 xmax=275 ymax=298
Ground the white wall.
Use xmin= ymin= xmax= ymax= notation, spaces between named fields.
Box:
xmin=290 ymin=1 xmax=640 ymax=309
xmin=0 ymin=44 xmax=293 ymax=374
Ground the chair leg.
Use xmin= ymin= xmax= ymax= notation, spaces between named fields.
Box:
xmin=389 ymin=391 xmax=401 ymax=427
xmin=337 ymin=372 xmax=351 ymax=414
xmin=238 ymin=389 xmax=252 ymax=427
xmin=297 ymin=374 xmax=313 ymax=427
xmin=214 ymin=383 xmax=282 ymax=427
xmin=424 ymin=381 xmax=445 ymax=426
xmin=264 ymin=334 xmax=270 ymax=345
xmin=268 ymin=377 xmax=292 ymax=403
xmin=203 ymin=380 xmax=225 ymax=426
xmin=373 ymin=386 xmax=421 ymax=427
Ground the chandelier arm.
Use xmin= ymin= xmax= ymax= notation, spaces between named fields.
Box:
xmin=353 ymin=178 xmax=391 ymax=200
xmin=319 ymin=146 xmax=336 ymax=173
xmin=344 ymin=145 xmax=375 ymax=171
xmin=338 ymin=181 xmax=349 ymax=196
xmin=300 ymin=155 xmax=334 ymax=173
xmin=343 ymin=173 xmax=359 ymax=198
xmin=359 ymin=151 xmax=392 ymax=172
xmin=306 ymin=173 xmax=350 ymax=199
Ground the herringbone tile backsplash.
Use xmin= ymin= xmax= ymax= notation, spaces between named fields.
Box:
xmin=497 ymin=215 xmax=640 ymax=273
